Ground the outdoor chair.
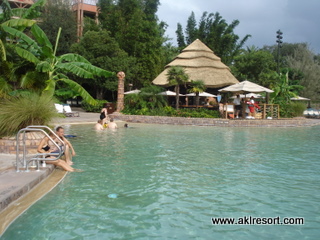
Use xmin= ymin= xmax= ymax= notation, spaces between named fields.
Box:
xmin=223 ymin=104 xmax=234 ymax=119
xmin=54 ymin=103 xmax=64 ymax=114
xmin=63 ymin=104 xmax=80 ymax=117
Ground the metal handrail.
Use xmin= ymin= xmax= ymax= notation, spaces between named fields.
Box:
xmin=15 ymin=126 xmax=65 ymax=172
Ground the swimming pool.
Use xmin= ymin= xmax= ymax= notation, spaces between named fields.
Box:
xmin=2 ymin=124 xmax=320 ymax=239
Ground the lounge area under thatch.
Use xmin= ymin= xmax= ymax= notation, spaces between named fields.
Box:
xmin=152 ymin=39 xmax=239 ymax=88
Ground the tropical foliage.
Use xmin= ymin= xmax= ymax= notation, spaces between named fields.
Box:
xmin=0 ymin=0 xmax=46 ymax=23
xmin=124 ymin=85 xmax=167 ymax=113
xmin=279 ymin=102 xmax=306 ymax=118
xmin=270 ymin=72 xmax=302 ymax=104
xmin=166 ymin=67 xmax=189 ymax=109
xmin=39 ymin=0 xmax=77 ymax=55
xmin=176 ymin=11 xmax=251 ymax=65
xmin=231 ymin=46 xmax=277 ymax=87
xmin=0 ymin=93 xmax=58 ymax=137
xmin=98 ymin=0 xmax=167 ymax=87
xmin=188 ymin=80 xmax=206 ymax=108
xmin=70 ymin=30 xmax=134 ymax=99
xmin=82 ymin=99 xmax=108 ymax=113
xmin=123 ymin=105 xmax=220 ymax=118
xmin=2 ymin=24 xmax=113 ymax=104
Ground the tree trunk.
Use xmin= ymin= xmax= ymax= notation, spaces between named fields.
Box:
xmin=116 ymin=72 xmax=125 ymax=112
xmin=175 ymin=85 xmax=180 ymax=110
xmin=96 ymin=88 xmax=105 ymax=100
xmin=196 ymin=92 xmax=199 ymax=109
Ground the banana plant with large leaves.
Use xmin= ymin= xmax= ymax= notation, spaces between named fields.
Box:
xmin=0 ymin=0 xmax=46 ymax=24
xmin=2 ymin=23 xmax=114 ymax=104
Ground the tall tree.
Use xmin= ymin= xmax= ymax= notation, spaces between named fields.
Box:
xmin=231 ymin=46 xmax=277 ymax=88
xmin=176 ymin=11 xmax=251 ymax=65
xmin=176 ymin=23 xmax=185 ymax=48
xmin=98 ymin=0 xmax=166 ymax=87
xmin=185 ymin=11 xmax=197 ymax=44
xmin=39 ymin=0 xmax=77 ymax=55
xmin=285 ymin=44 xmax=320 ymax=101
xmin=166 ymin=66 xmax=189 ymax=110
xmin=71 ymin=30 xmax=135 ymax=99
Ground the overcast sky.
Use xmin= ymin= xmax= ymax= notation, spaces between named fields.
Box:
xmin=157 ymin=0 xmax=320 ymax=54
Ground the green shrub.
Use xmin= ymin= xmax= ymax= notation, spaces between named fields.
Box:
xmin=280 ymin=102 xmax=306 ymax=118
xmin=82 ymin=99 xmax=107 ymax=112
xmin=0 ymin=93 xmax=59 ymax=137
xmin=122 ymin=106 xmax=220 ymax=118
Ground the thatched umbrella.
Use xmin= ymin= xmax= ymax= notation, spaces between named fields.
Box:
xmin=152 ymin=39 xmax=239 ymax=88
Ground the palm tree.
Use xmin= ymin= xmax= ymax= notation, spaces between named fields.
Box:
xmin=2 ymin=22 xmax=113 ymax=104
xmin=189 ymin=80 xmax=206 ymax=108
xmin=166 ymin=66 xmax=189 ymax=109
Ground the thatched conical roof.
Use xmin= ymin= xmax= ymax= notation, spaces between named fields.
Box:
xmin=152 ymin=39 xmax=239 ymax=88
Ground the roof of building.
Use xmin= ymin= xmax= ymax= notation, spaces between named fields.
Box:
xmin=152 ymin=39 xmax=239 ymax=88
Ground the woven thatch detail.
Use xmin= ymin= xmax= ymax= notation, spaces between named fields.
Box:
xmin=153 ymin=39 xmax=239 ymax=88
xmin=167 ymin=58 xmax=227 ymax=69
xmin=154 ymin=67 xmax=237 ymax=88
xmin=177 ymin=51 xmax=221 ymax=61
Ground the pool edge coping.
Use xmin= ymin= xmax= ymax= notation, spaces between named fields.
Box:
xmin=0 ymin=169 xmax=68 ymax=237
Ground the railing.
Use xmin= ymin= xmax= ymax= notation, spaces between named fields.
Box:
xmin=221 ymin=103 xmax=280 ymax=119
xmin=258 ymin=104 xmax=280 ymax=119
xmin=71 ymin=0 xmax=98 ymax=5
xmin=15 ymin=126 xmax=64 ymax=172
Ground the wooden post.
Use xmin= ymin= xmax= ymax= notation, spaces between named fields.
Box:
xmin=116 ymin=71 xmax=125 ymax=112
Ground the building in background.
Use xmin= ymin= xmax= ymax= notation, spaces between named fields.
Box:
xmin=71 ymin=0 xmax=98 ymax=38
xmin=1 ymin=0 xmax=98 ymax=38
xmin=0 ymin=0 xmax=34 ymax=9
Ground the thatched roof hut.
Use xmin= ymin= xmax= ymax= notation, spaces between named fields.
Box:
xmin=152 ymin=39 xmax=239 ymax=88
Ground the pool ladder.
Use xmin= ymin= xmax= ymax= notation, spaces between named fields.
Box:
xmin=15 ymin=126 xmax=64 ymax=172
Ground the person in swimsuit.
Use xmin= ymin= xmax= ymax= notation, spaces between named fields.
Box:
xmin=95 ymin=119 xmax=104 ymax=130
xmin=55 ymin=126 xmax=76 ymax=166
xmin=100 ymin=107 xmax=110 ymax=124
xmin=107 ymin=118 xmax=118 ymax=129
xmin=37 ymin=133 xmax=76 ymax=172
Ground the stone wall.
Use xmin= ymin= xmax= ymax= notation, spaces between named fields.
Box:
xmin=110 ymin=114 xmax=320 ymax=128
xmin=0 ymin=132 xmax=43 ymax=154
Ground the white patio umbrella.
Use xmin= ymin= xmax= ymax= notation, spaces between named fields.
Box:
xmin=290 ymin=96 xmax=310 ymax=101
xmin=124 ymin=89 xmax=141 ymax=95
xmin=219 ymin=80 xmax=274 ymax=93
xmin=230 ymin=93 xmax=263 ymax=99
xmin=185 ymin=92 xmax=217 ymax=97
xmin=158 ymin=90 xmax=184 ymax=96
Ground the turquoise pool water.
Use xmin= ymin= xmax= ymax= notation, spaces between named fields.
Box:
xmin=2 ymin=124 xmax=320 ymax=239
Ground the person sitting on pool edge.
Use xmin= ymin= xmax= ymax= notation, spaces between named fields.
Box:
xmin=107 ymin=118 xmax=118 ymax=129
xmin=37 ymin=132 xmax=77 ymax=172
xmin=55 ymin=126 xmax=76 ymax=165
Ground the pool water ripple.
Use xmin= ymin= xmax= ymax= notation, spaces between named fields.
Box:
xmin=2 ymin=124 xmax=320 ymax=239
